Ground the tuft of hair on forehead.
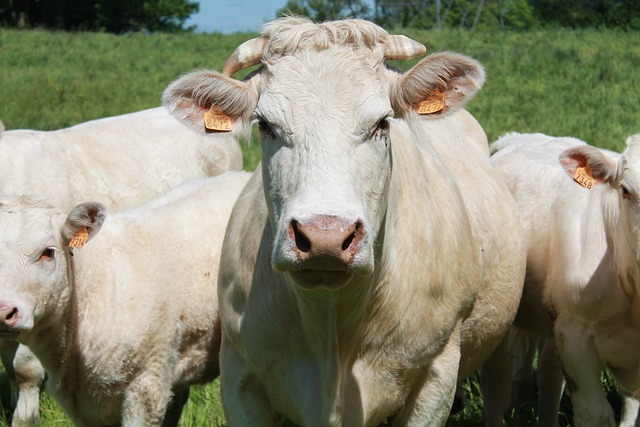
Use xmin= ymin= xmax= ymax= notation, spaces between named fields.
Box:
xmin=261 ymin=16 xmax=388 ymax=60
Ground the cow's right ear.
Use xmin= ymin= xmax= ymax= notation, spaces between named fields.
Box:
xmin=162 ymin=70 xmax=258 ymax=135
xmin=559 ymin=145 xmax=620 ymax=187
xmin=63 ymin=203 xmax=107 ymax=249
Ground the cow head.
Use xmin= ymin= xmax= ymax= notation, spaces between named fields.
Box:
xmin=163 ymin=17 xmax=485 ymax=290
xmin=0 ymin=197 xmax=105 ymax=340
xmin=560 ymin=135 xmax=640 ymax=254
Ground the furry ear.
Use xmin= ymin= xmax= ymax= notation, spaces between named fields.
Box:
xmin=63 ymin=203 xmax=107 ymax=249
xmin=390 ymin=51 xmax=485 ymax=118
xmin=162 ymin=69 xmax=258 ymax=135
xmin=559 ymin=145 xmax=619 ymax=187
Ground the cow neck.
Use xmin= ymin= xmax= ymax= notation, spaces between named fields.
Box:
xmin=291 ymin=278 xmax=372 ymax=423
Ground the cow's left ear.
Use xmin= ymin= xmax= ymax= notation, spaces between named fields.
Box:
xmin=62 ymin=203 xmax=107 ymax=249
xmin=390 ymin=52 xmax=485 ymax=117
xmin=559 ymin=145 xmax=620 ymax=188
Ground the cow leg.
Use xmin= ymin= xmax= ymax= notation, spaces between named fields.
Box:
xmin=11 ymin=344 xmax=45 ymax=427
xmin=619 ymin=392 xmax=640 ymax=427
xmin=480 ymin=333 xmax=512 ymax=427
xmin=554 ymin=317 xmax=615 ymax=427
xmin=122 ymin=371 xmax=173 ymax=427
xmin=393 ymin=324 xmax=461 ymax=427
xmin=536 ymin=336 xmax=563 ymax=427
xmin=509 ymin=327 xmax=537 ymax=421
xmin=220 ymin=338 xmax=278 ymax=426
xmin=0 ymin=341 xmax=44 ymax=427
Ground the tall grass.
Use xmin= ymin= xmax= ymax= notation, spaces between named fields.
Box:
xmin=1 ymin=26 xmax=639 ymax=426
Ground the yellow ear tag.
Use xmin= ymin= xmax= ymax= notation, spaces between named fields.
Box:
xmin=69 ymin=227 xmax=89 ymax=249
xmin=573 ymin=164 xmax=595 ymax=190
xmin=417 ymin=91 xmax=445 ymax=115
xmin=204 ymin=105 xmax=233 ymax=132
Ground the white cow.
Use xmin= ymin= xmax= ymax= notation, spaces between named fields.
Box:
xmin=0 ymin=171 xmax=251 ymax=426
xmin=0 ymin=106 xmax=242 ymax=425
xmin=0 ymin=107 xmax=242 ymax=209
xmin=163 ymin=17 xmax=525 ymax=426
xmin=491 ymin=132 xmax=640 ymax=427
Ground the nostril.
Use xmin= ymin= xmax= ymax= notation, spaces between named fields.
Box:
xmin=5 ymin=307 xmax=17 ymax=321
xmin=292 ymin=221 xmax=311 ymax=253
xmin=342 ymin=221 xmax=363 ymax=251
xmin=342 ymin=231 xmax=355 ymax=251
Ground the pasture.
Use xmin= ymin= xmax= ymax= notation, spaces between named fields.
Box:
xmin=0 ymin=25 xmax=639 ymax=426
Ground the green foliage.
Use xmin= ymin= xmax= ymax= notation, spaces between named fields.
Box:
xmin=372 ymin=0 xmax=640 ymax=30
xmin=1 ymin=27 xmax=640 ymax=425
xmin=0 ymin=0 xmax=198 ymax=32
xmin=277 ymin=0 xmax=371 ymax=21
xmin=534 ymin=0 xmax=640 ymax=29
xmin=375 ymin=0 xmax=538 ymax=30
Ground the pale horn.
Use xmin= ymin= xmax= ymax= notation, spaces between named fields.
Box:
xmin=382 ymin=34 xmax=426 ymax=60
xmin=221 ymin=37 xmax=268 ymax=77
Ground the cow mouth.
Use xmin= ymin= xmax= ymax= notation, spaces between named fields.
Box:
xmin=289 ymin=269 xmax=354 ymax=290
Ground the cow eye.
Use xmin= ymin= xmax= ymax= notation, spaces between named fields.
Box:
xmin=371 ymin=118 xmax=390 ymax=139
xmin=621 ymin=184 xmax=634 ymax=200
xmin=258 ymin=120 xmax=276 ymax=139
xmin=38 ymin=247 xmax=57 ymax=262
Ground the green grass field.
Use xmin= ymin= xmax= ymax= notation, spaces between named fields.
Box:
xmin=1 ymin=26 xmax=639 ymax=426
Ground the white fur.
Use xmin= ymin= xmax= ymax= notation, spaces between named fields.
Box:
xmin=491 ymin=132 xmax=640 ymax=427
xmin=0 ymin=106 xmax=242 ymax=425
xmin=164 ymin=17 xmax=525 ymax=426
xmin=0 ymin=171 xmax=250 ymax=426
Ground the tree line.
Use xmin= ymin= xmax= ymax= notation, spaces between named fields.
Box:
xmin=281 ymin=0 xmax=640 ymax=30
xmin=1 ymin=0 xmax=639 ymax=32
xmin=0 ymin=0 xmax=198 ymax=32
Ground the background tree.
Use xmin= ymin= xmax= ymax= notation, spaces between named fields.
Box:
xmin=277 ymin=0 xmax=371 ymax=21
xmin=532 ymin=0 xmax=640 ymax=29
xmin=374 ymin=0 xmax=537 ymax=30
xmin=0 ymin=0 xmax=199 ymax=32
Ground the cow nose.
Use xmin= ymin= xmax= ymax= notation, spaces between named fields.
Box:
xmin=290 ymin=216 xmax=363 ymax=268
xmin=0 ymin=303 xmax=19 ymax=327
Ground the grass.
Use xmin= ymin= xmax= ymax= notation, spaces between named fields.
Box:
xmin=1 ymin=25 xmax=639 ymax=426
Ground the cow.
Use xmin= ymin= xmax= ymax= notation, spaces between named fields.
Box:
xmin=0 ymin=106 xmax=243 ymax=425
xmin=490 ymin=132 xmax=640 ymax=427
xmin=162 ymin=16 xmax=525 ymax=426
xmin=0 ymin=171 xmax=251 ymax=426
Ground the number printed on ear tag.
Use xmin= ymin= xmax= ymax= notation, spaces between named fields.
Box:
xmin=69 ymin=227 xmax=89 ymax=248
xmin=417 ymin=91 xmax=445 ymax=115
xmin=204 ymin=106 xmax=233 ymax=132
xmin=573 ymin=165 xmax=595 ymax=190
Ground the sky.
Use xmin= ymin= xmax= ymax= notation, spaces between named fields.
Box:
xmin=186 ymin=0 xmax=376 ymax=34
xmin=186 ymin=0 xmax=290 ymax=34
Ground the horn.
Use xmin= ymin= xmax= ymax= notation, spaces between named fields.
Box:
xmin=382 ymin=35 xmax=426 ymax=60
xmin=222 ymin=37 xmax=268 ymax=77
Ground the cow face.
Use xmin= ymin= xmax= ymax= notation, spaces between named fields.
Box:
xmin=253 ymin=48 xmax=394 ymax=289
xmin=0 ymin=197 xmax=104 ymax=341
xmin=163 ymin=18 xmax=485 ymax=290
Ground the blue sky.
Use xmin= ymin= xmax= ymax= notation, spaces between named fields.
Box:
xmin=187 ymin=0 xmax=376 ymax=34
xmin=186 ymin=0 xmax=289 ymax=34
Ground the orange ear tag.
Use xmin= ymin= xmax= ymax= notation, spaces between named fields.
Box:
xmin=573 ymin=164 xmax=595 ymax=190
xmin=417 ymin=91 xmax=445 ymax=115
xmin=69 ymin=227 xmax=89 ymax=248
xmin=204 ymin=106 xmax=233 ymax=132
